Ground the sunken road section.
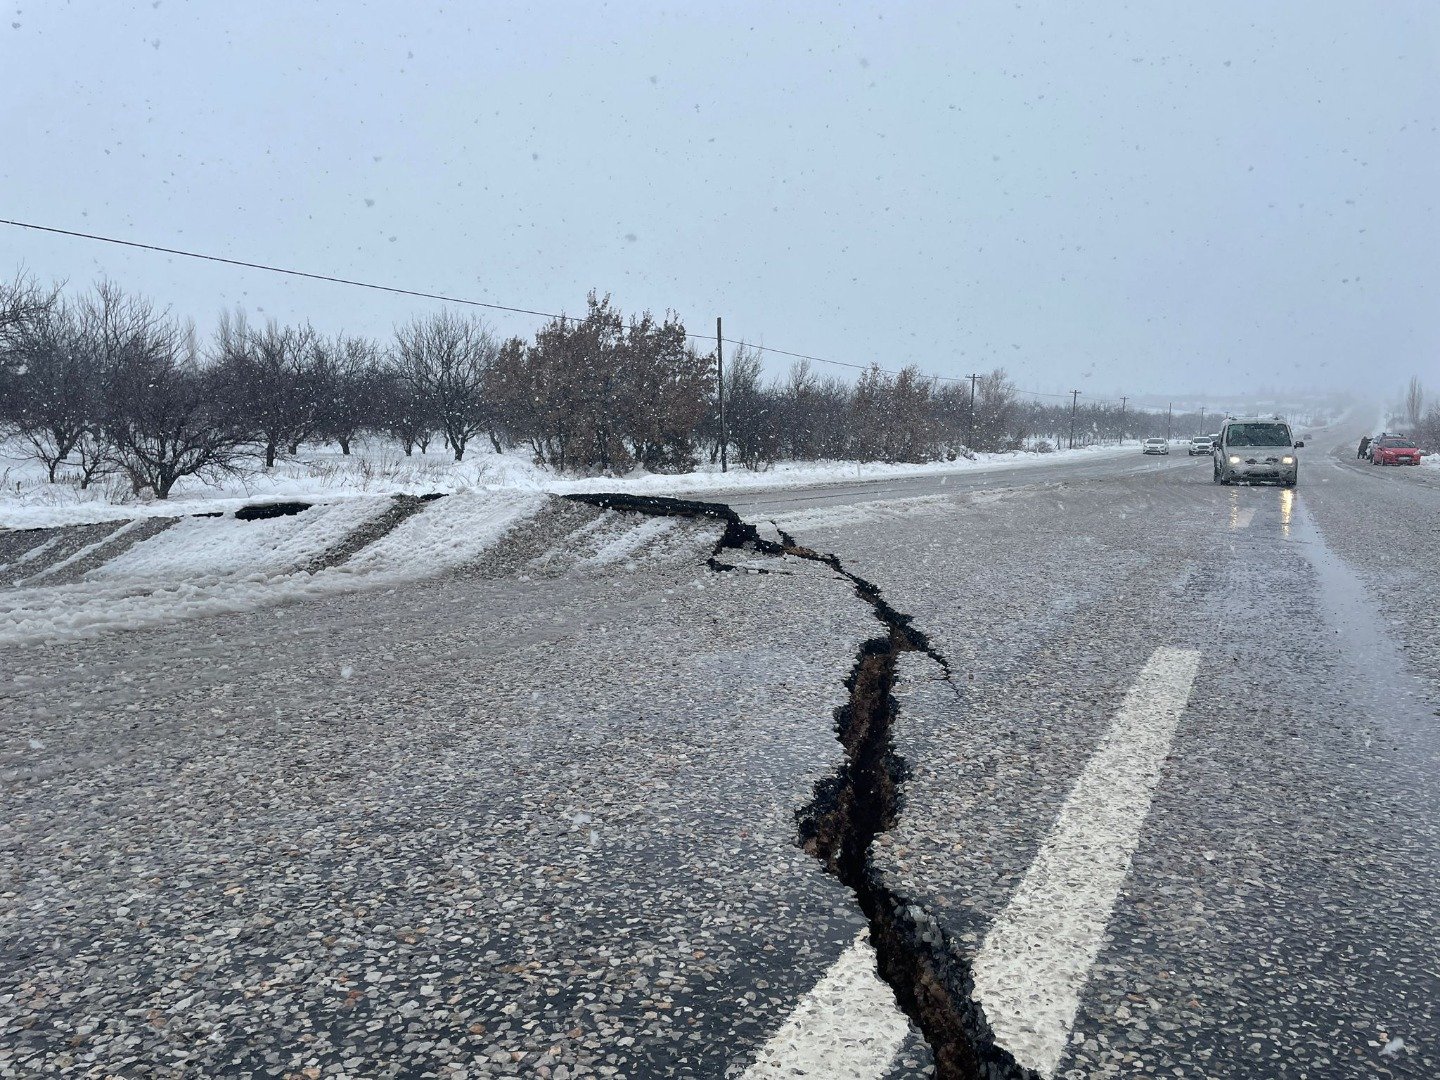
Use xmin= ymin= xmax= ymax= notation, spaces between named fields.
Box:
xmin=0 ymin=520 xmax=128 ymax=586
xmin=0 ymin=493 xmax=447 ymax=587
xmin=3 ymin=488 xmax=1034 ymax=1074
xmin=295 ymin=493 xmax=441 ymax=575
xmin=562 ymin=492 xmax=1034 ymax=1080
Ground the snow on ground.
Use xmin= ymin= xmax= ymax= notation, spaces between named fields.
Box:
xmin=0 ymin=431 xmax=1133 ymax=644
xmin=0 ymin=436 xmax=1135 ymax=529
xmin=551 ymin=443 xmax=1133 ymax=501
xmin=337 ymin=489 xmax=542 ymax=575
xmin=0 ymin=490 xmax=544 ymax=647
xmin=576 ymin=515 xmax=684 ymax=569
xmin=87 ymin=498 xmax=389 ymax=584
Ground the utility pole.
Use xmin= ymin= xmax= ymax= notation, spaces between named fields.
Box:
xmin=716 ymin=317 xmax=727 ymax=473
xmin=1069 ymin=389 xmax=1081 ymax=449
xmin=1199 ymin=406 xmax=1206 ymax=435
xmin=1119 ymin=395 xmax=1128 ymax=446
xmin=965 ymin=373 xmax=980 ymax=448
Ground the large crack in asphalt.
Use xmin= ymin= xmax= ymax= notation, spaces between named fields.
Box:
xmin=12 ymin=489 xmax=1029 ymax=1072
xmin=563 ymin=492 xmax=1031 ymax=1080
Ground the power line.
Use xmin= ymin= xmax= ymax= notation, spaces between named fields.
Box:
xmin=3 ymin=214 xmax=1133 ymax=404
xmin=0 ymin=217 xmax=565 ymax=322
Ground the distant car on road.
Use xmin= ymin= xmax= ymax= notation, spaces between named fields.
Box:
xmin=1370 ymin=437 xmax=1421 ymax=466
xmin=1188 ymin=436 xmax=1213 ymax=456
xmin=1213 ymin=417 xmax=1302 ymax=486
xmin=1143 ymin=438 xmax=1169 ymax=455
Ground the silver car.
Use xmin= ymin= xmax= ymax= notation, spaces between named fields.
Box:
xmin=1213 ymin=418 xmax=1303 ymax=486
xmin=1142 ymin=438 xmax=1169 ymax=455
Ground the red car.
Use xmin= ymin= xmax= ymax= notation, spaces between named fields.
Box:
xmin=1370 ymin=436 xmax=1422 ymax=465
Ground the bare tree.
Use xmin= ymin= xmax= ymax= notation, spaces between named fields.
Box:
xmin=313 ymin=333 xmax=381 ymax=455
xmin=105 ymin=309 xmax=242 ymax=499
xmin=6 ymin=298 xmax=100 ymax=481
xmin=1416 ymin=403 xmax=1440 ymax=454
xmin=6 ymin=282 xmax=218 ymax=487
xmin=972 ymin=368 xmax=1018 ymax=452
xmin=1405 ymin=376 xmax=1425 ymax=429
xmin=392 ymin=311 xmax=499 ymax=461
xmin=849 ymin=365 xmax=893 ymax=462
xmin=718 ymin=346 xmax=778 ymax=470
xmin=0 ymin=271 xmax=60 ymax=356
xmin=479 ymin=336 xmax=532 ymax=456
xmin=374 ymin=355 xmax=434 ymax=456
xmin=773 ymin=360 xmax=849 ymax=461
xmin=0 ymin=271 xmax=62 ymax=429
xmin=212 ymin=313 xmax=323 ymax=467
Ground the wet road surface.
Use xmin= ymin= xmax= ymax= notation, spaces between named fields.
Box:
xmin=763 ymin=430 xmax=1439 ymax=1077
xmin=3 ymin=432 xmax=1437 ymax=1078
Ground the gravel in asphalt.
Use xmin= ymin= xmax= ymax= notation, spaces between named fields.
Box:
xmin=773 ymin=435 xmax=1439 ymax=1077
xmin=5 ymin=431 xmax=1437 ymax=1079
xmin=1 ymin=503 xmax=930 ymax=1078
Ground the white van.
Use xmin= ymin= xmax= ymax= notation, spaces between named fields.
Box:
xmin=1213 ymin=417 xmax=1302 ymax=487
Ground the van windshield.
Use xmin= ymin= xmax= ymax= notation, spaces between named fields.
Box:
xmin=1225 ymin=423 xmax=1291 ymax=447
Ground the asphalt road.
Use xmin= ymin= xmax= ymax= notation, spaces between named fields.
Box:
xmin=719 ymin=448 xmax=1175 ymax=520
xmin=3 ymin=430 xmax=1437 ymax=1078
xmin=2 ymin=505 xmax=936 ymax=1079
xmin=757 ymin=425 xmax=1439 ymax=1078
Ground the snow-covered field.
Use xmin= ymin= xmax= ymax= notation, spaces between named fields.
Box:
xmin=0 ymin=436 xmax=1133 ymax=530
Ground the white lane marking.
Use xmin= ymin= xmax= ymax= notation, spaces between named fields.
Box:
xmin=1229 ymin=506 xmax=1256 ymax=529
xmin=742 ymin=929 xmax=910 ymax=1079
xmin=971 ymin=646 xmax=1202 ymax=1078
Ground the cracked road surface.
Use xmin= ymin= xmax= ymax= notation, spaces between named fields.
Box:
xmin=2 ymin=508 xmax=934 ymax=1078
xmin=4 ymin=429 xmax=1438 ymax=1078
xmin=741 ymin=425 xmax=1439 ymax=1078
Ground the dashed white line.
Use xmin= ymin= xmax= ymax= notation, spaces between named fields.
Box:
xmin=1229 ymin=506 xmax=1256 ymax=529
xmin=741 ymin=929 xmax=910 ymax=1079
xmin=970 ymin=645 xmax=1202 ymax=1078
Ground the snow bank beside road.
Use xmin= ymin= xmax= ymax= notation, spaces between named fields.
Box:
xmin=87 ymin=498 xmax=389 ymax=584
xmin=0 ymin=491 xmax=545 ymax=647
xmin=339 ymin=489 xmax=544 ymax=576
xmin=1 ymin=437 xmax=1134 ymax=530
xmin=543 ymin=444 xmax=1135 ymax=499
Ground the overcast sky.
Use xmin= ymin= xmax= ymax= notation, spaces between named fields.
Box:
xmin=3 ymin=2 xmax=1436 ymax=402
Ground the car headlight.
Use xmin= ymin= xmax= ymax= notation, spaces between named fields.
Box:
xmin=1282 ymin=456 xmax=1294 ymax=465
xmin=1228 ymin=455 xmax=1241 ymax=464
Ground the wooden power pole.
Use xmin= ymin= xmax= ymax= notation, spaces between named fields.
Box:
xmin=965 ymin=373 xmax=980 ymax=448
xmin=716 ymin=317 xmax=727 ymax=473
xmin=1069 ymin=390 xmax=1081 ymax=449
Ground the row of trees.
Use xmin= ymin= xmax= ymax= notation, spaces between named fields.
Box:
xmin=1 ymin=274 xmax=1211 ymax=499
xmin=1399 ymin=376 xmax=1440 ymax=453
xmin=1 ymin=279 xmax=245 ymax=498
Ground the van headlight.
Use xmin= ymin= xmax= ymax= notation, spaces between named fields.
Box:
xmin=1282 ymin=456 xmax=1294 ymax=465
xmin=1228 ymin=455 xmax=1241 ymax=465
